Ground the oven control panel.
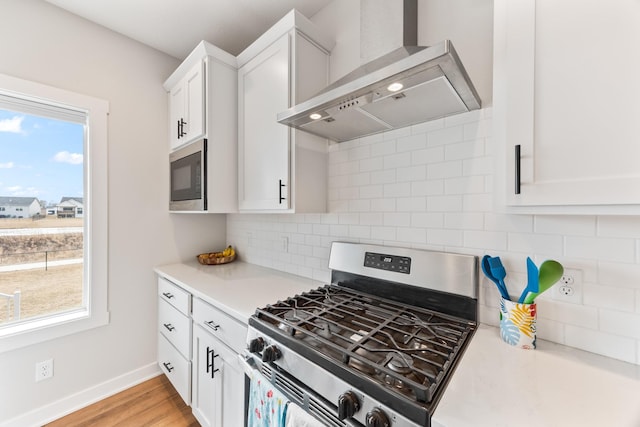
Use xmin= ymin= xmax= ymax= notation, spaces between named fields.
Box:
xmin=364 ymin=252 xmax=411 ymax=274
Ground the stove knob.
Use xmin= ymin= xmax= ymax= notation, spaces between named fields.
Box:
xmin=365 ymin=408 xmax=390 ymax=427
xmin=261 ymin=345 xmax=281 ymax=362
xmin=337 ymin=391 xmax=360 ymax=420
xmin=248 ymin=337 xmax=265 ymax=353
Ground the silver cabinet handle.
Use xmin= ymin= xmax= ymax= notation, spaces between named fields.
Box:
xmin=205 ymin=320 xmax=220 ymax=331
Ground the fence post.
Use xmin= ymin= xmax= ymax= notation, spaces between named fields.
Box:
xmin=45 ymin=250 xmax=48 ymax=271
xmin=14 ymin=290 xmax=20 ymax=320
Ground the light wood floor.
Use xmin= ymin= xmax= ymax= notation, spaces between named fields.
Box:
xmin=45 ymin=375 xmax=200 ymax=427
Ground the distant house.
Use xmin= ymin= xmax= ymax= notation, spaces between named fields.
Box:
xmin=57 ymin=197 xmax=84 ymax=218
xmin=0 ymin=196 xmax=42 ymax=218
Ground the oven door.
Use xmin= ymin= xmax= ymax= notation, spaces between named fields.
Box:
xmin=238 ymin=352 xmax=362 ymax=427
xmin=169 ymin=138 xmax=206 ymax=211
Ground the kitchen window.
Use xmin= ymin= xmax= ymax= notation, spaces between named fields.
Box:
xmin=0 ymin=73 xmax=109 ymax=353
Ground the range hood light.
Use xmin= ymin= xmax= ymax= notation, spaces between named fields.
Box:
xmin=387 ymin=82 xmax=404 ymax=92
xmin=309 ymin=113 xmax=322 ymax=120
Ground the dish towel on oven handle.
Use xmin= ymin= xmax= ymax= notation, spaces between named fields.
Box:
xmin=284 ymin=402 xmax=326 ymax=427
xmin=247 ymin=369 xmax=288 ymax=427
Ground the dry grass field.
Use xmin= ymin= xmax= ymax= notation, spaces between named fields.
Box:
xmin=0 ymin=216 xmax=83 ymax=324
xmin=0 ymin=264 xmax=82 ymax=323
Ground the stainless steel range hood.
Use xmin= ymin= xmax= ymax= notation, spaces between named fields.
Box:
xmin=277 ymin=0 xmax=481 ymax=143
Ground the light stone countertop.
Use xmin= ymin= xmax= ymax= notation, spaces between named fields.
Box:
xmin=155 ymin=261 xmax=640 ymax=427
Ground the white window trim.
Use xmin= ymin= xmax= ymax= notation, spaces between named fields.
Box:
xmin=0 ymin=73 xmax=109 ymax=353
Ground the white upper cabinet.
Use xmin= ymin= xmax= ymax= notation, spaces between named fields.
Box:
xmin=164 ymin=41 xmax=238 ymax=213
xmin=237 ymin=10 xmax=334 ymax=212
xmin=494 ymin=0 xmax=640 ymax=213
xmin=169 ymin=60 xmax=206 ymax=150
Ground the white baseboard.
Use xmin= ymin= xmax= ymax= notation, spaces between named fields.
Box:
xmin=1 ymin=362 xmax=162 ymax=427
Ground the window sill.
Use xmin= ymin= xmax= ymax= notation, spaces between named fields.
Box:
xmin=0 ymin=309 xmax=109 ymax=353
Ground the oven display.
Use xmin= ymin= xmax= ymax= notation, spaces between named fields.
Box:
xmin=364 ymin=252 xmax=411 ymax=274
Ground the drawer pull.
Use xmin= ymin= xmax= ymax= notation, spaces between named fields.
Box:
xmin=163 ymin=362 xmax=174 ymax=373
xmin=163 ymin=323 xmax=175 ymax=332
xmin=205 ymin=320 xmax=220 ymax=332
xmin=162 ymin=292 xmax=174 ymax=299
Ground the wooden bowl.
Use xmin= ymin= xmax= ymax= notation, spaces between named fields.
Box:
xmin=196 ymin=253 xmax=236 ymax=265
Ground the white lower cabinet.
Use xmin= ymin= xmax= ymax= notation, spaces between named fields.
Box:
xmin=192 ymin=324 xmax=245 ymax=427
xmin=157 ymin=278 xmax=247 ymax=426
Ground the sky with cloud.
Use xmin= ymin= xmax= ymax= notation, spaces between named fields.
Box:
xmin=0 ymin=108 xmax=83 ymax=206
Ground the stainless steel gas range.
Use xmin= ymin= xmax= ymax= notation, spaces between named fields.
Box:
xmin=241 ymin=242 xmax=478 ymax=427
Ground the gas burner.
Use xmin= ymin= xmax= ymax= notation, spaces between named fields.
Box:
xmin=386 ymin=353 xmax=414 ymax=374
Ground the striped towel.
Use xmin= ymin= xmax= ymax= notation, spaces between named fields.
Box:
xmin=247 ymin=370 xmax=288 ymax=427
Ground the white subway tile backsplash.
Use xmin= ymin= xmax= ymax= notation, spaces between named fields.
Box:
xmin=397 ymin=165 xmax=426 ymax=183
xmin=508 ymin=232 xmax=564 ymax=256
xmin=383 ymin=212 xmax=411 ymax=227
xmin=598 ymin=216 xmax=640 ymax=238
xmin=540 ymin=300 xmax=598 ymax=329
xmin=535 ymin=215 xmax=597 ymax=236
xmin=384 ymin=152 xmax=411 ymax=169
xmin=411 ymin=180 xmax=444 ymax=196
xmin=583 ymin=284 xmax=635 ymax=312
xmin=348 ymin=225 xmax=371 ymax=239
xmin=445 ymin=139 xmax=485 ymax=161
xmin=370 ymin=140 xmax=396 ymax=157
xmin=397 ymin=133 xmax=427 ymax=152
xmin=411 ymin=147 xmax=445 ymax=165
xmin=564 ymin=324 xmax=636 ymax=364
xmin=444 ymin=176 xmax=485 ymax=195
xmin=463 ymin=230 xmax=508 ymax=251
xmin=383 ymin=126 xmax=411 ymax=141
xmin=427 ymin=160 xmax=463 ymax=179
xmin=565 ymin=236 xmax=636 ymax=263
xmin=370 ymin=169 xmax=396 ymax=184
xmin=397 ymin=197 xmax=427 ymax=212
xmin=427 ymin=229 xmax=463 ymax=247
xmin=426 ymin=195 xmax=463 ymax=212
xmin=600 ymin=310 xmax=640 ymax=339
xmin=227 ymin=107 xmax=640 ymax=366
xmin=444 ymin=213 xmax=484 ymax=230
xmin=411 ymin=213 xmax=444 ymax=228
xmin=371 ymin=226 xmax=397 ymax=241
xmin=396 ymin=227 xmax=427 ymax=243
xmin=359 ymin=156 xmax=384 ymax=172
xmin=383 ymin=182 xmax=411 ymax=198
xmin=359 ymin=184 xmax=384 ymax=199
xmin=427 ymin=125 xmax=464 ymax=146
xmin=359 ymin=213 xmax=383 ymax=226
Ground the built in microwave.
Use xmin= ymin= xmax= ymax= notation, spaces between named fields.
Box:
xmin=169 ymin=139 xmax=206 ymax=211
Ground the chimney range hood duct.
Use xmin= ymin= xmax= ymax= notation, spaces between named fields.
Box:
xmin=277 ymin=0 xmax=481 ymax=143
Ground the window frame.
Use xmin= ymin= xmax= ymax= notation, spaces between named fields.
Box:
xmin=0 ymin=73 xmax=109 ymax=353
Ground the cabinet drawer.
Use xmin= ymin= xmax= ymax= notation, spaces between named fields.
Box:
xmin=158 ymin=333 xmax=191 ymax=405
xmin=192 ymin=297 xmax=247 ymax=354
xmin=158 ymin=277 xmax=190 ymax=315
xmin=158 ymin=298 xmax=191 ymax=358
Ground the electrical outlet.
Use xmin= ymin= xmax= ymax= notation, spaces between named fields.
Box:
xmin=35 ymin=359 xmax=54 ymax=382
xmin=279 ymin=236 xmax=289 ymax=252
xmin=552 ymin=268 xmax=583 ymax=304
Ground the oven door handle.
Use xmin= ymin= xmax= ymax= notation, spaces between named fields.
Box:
xmin=237 ymin=353 xmax=259 ymax=376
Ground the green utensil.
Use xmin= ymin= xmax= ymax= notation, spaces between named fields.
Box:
xmin=524 ymin=260 xmax=563 ymax=304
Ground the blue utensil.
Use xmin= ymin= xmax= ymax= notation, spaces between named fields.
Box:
xmin=518 ymin=257 xmax=539 ymax=303
xmin=487 ymin=256 xmax=510 ymax=300
xmin=481 ymin=255 xmax=510 ymax=300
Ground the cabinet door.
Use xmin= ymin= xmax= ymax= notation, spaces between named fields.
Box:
xmin=192 ymin=325 xmax=245 ymax=427
xmin=238 ymin=34 xmax=290 ymax=210
xmin=192 ymin=324 xmax=221 ymax=427
xmin=495 ymin=0 xmax=640 ymax=212
xmin=169 ymin=83 xmax=185 ymax=150
xmin=184 ymin=60 xmax=206 ymax=144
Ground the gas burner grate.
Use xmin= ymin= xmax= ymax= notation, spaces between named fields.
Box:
xmin=255 ymin=284 xmax=475 ymax=403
